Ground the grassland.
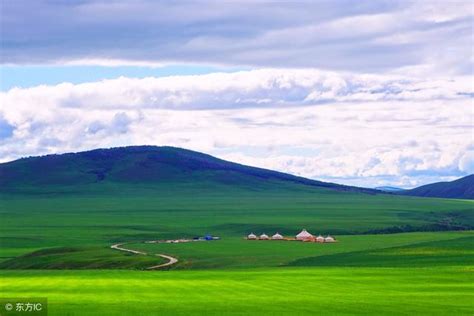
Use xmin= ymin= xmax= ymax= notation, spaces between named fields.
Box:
xmin=2 ymin=267 xmax=473 ymax=316
xmin=127 ymin=232 xmax=473 ymax=269
xmin=1 ymin=182 xmax=473 ymax=315
xmin=1 ymin=184 xmax=472 ymax=265
xmin=290 ymin=234 xmax=474 ymax=267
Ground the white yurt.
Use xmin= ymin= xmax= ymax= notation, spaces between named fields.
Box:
xmin=325 ymin=235 xmax=335 ymax=242
xmin=316 ymin=235 xmax=325 ymax=243
xmin=296 ymin=229 xmax=314 ymax=241
xmin=272 ymin=232 xmax=284 ymax=240
xmin=259 ymin=233 xmax=269 ymax=240
xmin=247 ymin=233 xmax=257 ymax=240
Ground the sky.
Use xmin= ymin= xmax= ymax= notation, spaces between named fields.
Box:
xmin=0 ymin=0 xmax=473 ymax=188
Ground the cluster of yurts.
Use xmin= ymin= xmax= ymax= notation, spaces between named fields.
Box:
xmin=246 ymin=229 xmax=336 ymax=243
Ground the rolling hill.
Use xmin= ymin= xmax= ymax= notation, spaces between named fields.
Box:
xmin=1 ymin=146 xmax=473 ymax=316
xmin=0 ymin=146 xmax=378 ymax=194
xmin=400 ymin=174 xmax=474 ymax=199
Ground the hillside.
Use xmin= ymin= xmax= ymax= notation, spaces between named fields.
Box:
xmin=0 ymin=146 xmax=378 ymax=194
xmin=1 ymin=147 xmax=473 ymax=272
xmin=400 ymin=175 xmax=474 ymax=199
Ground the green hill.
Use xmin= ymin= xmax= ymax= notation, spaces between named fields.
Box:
xmin=0 ymin=146 xmax=473 ymax=271
xmin=0 ymin=146 xmax=378 ymax=194
xmin=1 ymin=147 xmax=473 ymax=316
xmin=401 ymin=174 xmax=474 ymax=199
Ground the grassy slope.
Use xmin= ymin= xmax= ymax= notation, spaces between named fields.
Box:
xmin=2 ymin=267 xmax=473 ymax=316
xmin=127 ymin=232 xmax=473 ymax=269
xmin=1 ymin=146 xmax=472 ymax=270
xmin=402 ymin=174 xmax=474 ymax=199
xmin=0 ymin=247 xmax=166 ymax=269
xmin=290 ymin=235 xmax=474 ymax=267
xmin=0 ymin=146 xmax=374 ymax=194
xmin=1 ymin=148 xmax=473 ymax=315
xmin=1 ymin=184 xmax=473 ymax=314
xmin=2 ymin=229 xmax=473 ymax=315
xmin=1 ymin=184 xmax=473 ymax=267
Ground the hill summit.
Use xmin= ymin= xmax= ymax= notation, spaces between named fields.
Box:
xmin=0 ymin=146 xmax=377 ymax=194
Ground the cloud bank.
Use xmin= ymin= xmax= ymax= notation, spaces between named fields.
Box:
xmin=1 ymin=69 xmax=472 ymax=187
xmin=2 ymin=0 xmax=473 ymax=75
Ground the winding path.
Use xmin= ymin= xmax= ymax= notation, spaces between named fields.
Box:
xmin=110 ymin=243 xmax=178 ymax=269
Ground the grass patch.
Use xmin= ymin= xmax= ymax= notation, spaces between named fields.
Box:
xmin=289 ymin=235 xmax=474 ymax=267
xmin=128 ymin=232 xmax=473 ymax=269
xmin=0 ymin=247 xmax=165 ymax=269
xmin=1 ymin=267 xmax=473 ymax=315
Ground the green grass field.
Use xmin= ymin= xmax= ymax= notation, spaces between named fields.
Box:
xmin=2 ymin=267 xmax=473 ymax=316
xmin=1 ymin=185 xmax=472 ymax=261
xmin=126 ymin=232 xmax=473 ymax=269
xmin=1 ymin=185 xmax=473 ymax=315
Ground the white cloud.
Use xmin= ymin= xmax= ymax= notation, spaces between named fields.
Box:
xmin=2 ymin=69 xmax=471 ymax=111
xmin=459 ymin=150 xmax=474 ymax=174
xmin=0 ymin=69 xmax=472 ymax=188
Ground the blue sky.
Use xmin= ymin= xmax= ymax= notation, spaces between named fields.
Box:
xmin=0 ymin=0 xmax=473 ymax=188
xmin=0 ymin=64 xmax=246 ymax=91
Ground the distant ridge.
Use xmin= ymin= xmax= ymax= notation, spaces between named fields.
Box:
xmin=375 ymin=186 xmax=405 ymax=192
xmin=0 ymin=146 xmax=379 ymax=194
xmin=400 ymin=175 xmax=474 ymax=199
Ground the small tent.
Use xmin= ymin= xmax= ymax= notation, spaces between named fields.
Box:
xmin=316 ymin=235 xmax=325 ymax=243
xmin=272 ymin=232 xmax=284 ymax=240
xmin=296 ymin=229 xmax=314 ymax=241
xmin=247 ymin=233 xmax=257 ymax=240
xmin=325 ymin=236 xmax=335 ymax=243
xmin=259 ymin=233 xmax=269 ymax=240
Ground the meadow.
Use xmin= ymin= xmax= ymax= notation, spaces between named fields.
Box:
xmin=127 ymin=232 xmax=473 ymax=269
xmin=1 ymin=183 xmax=473 ymax=315
xmin=1 ymin=183 xmax=472 ymax=263
xmin=1 ymin=267 xmax=473 ymax=315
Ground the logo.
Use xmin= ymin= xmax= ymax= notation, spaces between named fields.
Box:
xmin=0 ymin=298 xmax=47 ymax=315
xmin=4 ymin=302 xmax=13 ymax=311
